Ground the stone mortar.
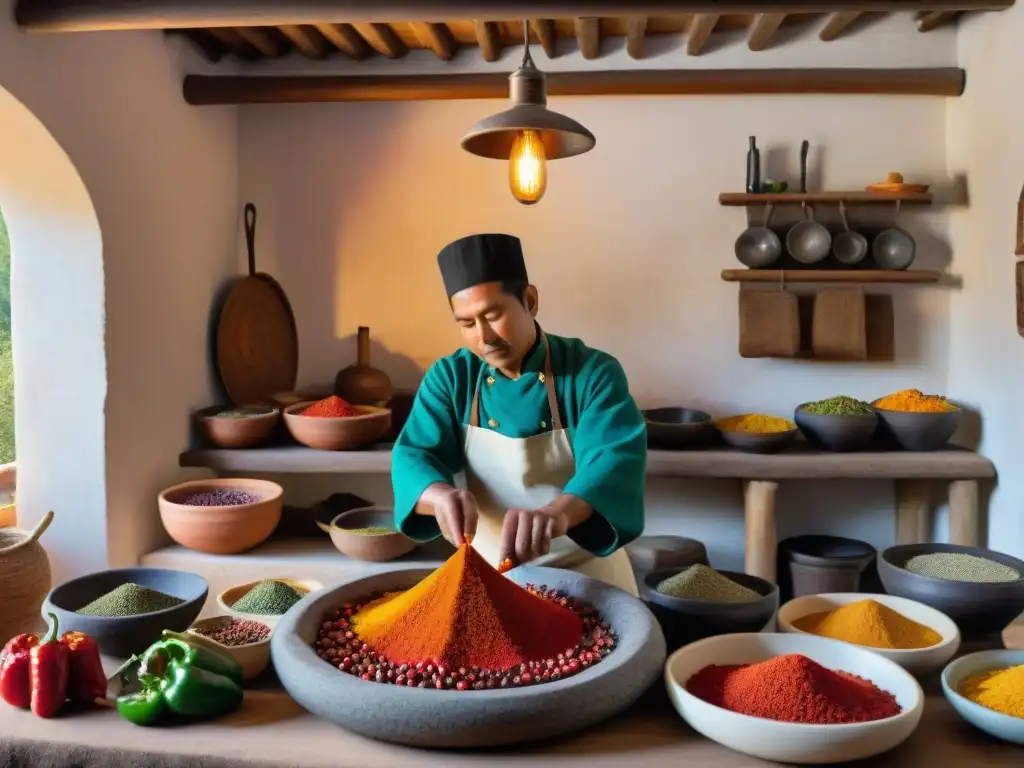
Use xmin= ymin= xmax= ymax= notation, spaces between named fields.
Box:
xmin=271 ymin=566 xmax=667 ymax=748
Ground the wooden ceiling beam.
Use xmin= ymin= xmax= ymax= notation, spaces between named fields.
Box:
xmin=529 ymin=18 xmax=558 ymax=57
xmin=353 ymin=22 xmax=407 ymax=57
xmin=205 ymin=27 xmax=261 ymax=59
xmin=183 ymin=68 xmax=967 ymax=105
xmin=687 ymin=13 xmax=719 ymax=55
xmin=474 ymin=20 xmax=502 ymax=61
xmin=176 ymin=29 xmax=225 ymax=62
xmin=279 ymin=24 xmax=331 ymax=58
xmin=819 ymin=10 xmax=862 ymax=40
xmin=625 ymin=16 xmax=647 ymax=59
xmin=918 ymin=10 xmax=960 ymax=30
xmin=20 ymin=2 xmax=1014 ymax=32
xmin=234 ymin=25 xmax=286 ymax=57
xmin=314 ymin=22 xmax=372 ymax=59
xmin=748 ymin=12 xmax=786 ymax=51
xmin=410 ymin=21 xmax=457 ymax=59
xmin=575 ymin=17 xmax=600 ymax=59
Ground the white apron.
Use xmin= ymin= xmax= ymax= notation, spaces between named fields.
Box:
xmin=462 ymin=332 xmax=639 ymax=597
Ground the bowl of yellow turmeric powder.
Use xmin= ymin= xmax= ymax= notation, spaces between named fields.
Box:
xmin=941 ymin=650 xmax=1024 ymax=745
xmin=871 ymin=389 xmax=961 ymax=451
xmin=714 ymin=414 xmax=798 ymax=454
xmin=778 ymin=593 xmax=960 ymax=675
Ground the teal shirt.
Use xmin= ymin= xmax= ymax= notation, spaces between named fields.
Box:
xmin=391 ymin=331 xmax=647 ymax=556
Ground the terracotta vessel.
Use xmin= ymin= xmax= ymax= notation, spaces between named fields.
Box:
xmin=0 ymin=511 xmax=53 ymax=640
xmin=158 ymin=479 xmax=283 ymax=555
xmin=334 ymin=326 xmax=393 ymax=405
xmin=283 ymin=403 xmax=391 ymax=451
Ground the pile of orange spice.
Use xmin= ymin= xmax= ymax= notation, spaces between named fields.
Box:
xmin=873 ymin=389 xmax=956 ymax=413
xmin=301 ymin=395 xmax=362 ymax=418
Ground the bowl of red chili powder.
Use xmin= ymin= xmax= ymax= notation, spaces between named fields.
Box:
xmin=283 ymin=397 xmax=391 ymax=451
xmin=665 ymin=633 xmax=924 ymax=764
xmin=269 ymin=548 xmax=667 ymax=748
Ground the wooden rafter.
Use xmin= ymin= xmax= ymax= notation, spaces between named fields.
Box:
xmin=748 ymin=12 xmax=786 ymax=51
xmin=918 ymin=10 xmax=960 ymax=29
xmin=625 ymin=16 xmax=647 ymax=58
xmin=353 ymin=21 xmax=407 ymax=58
xmin=278 ymin=24 xmax=330 ymax=58
xmin=574 ymin=17 xmax=601 ymax=58
xmin=235 ymin=25 xmax=285 ymax=57
xmin=15 ymin=2 xmax=1017 ymax=32
xmin=183 ymin=68 xmax=967 ymax=105
xmin=687 ymin=13 xmax=719 ymax=55
xmin=474 ymin=20 xmax=502 ymax=61
xmin=206 ymin=27 xmax=260 ymax=59
xmin=411 ymin=21 xmax=457 ymax=59
xmin=314 ymin=22 xmax=371 ymax=59
xmin=529 ymin=18 xmax=558 ymax=57
xmin=819 ymin=10 xmax=862 ymax=40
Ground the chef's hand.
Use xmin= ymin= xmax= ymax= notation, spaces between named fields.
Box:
xmin=500 ymin=507 xmax=569 ymax=566
xmin=418 ymin=483 xmax=479 ymax=548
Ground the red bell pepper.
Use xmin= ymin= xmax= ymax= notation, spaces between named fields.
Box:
xmin=30 ymin=612 xmax=69 ymax=718
xmin=0 ymin=632 xmax=39 ymax=709
xmin=61 ymin=631 xmax=107 ymax=704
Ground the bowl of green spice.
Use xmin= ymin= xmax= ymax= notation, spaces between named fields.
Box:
xmin=329 ymin=506 xmax=417 ymax=562
xmin=638 ymin=565 xmax=779 ymax=653
xmin=794 ymin=396 xmax=879 ymax=453
xmin=879 ymin=544 xmax=1024 ymax=642
xmin=217 ymin=577 xmax=323 ymax=626
xmin=194 ymin=404 xmax=281 ymax=449
xmin=42 ymin=567 xmax=208 ymax=656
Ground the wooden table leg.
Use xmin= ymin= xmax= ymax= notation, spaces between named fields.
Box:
xmin=948 ymin=479 xmax=980 ymax=546
xmin=895 ymin=479 xmax=930 ymax=545
xmin=744 ymin=480 xmax=779 ymax=583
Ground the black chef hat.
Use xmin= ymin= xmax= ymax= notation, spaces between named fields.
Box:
xmin=437 ymin=234 xmax=528 ymax=300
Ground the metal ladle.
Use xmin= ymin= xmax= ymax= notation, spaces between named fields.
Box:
xmin=872 ymin=201 xmax=916 ymax=270
xmin=832 ymin=201 xmax=868 ymax=266
xmin=786 ymin=202 xmax=832 ymax=265
xmin=734 ymin=204 xmax=781 ymax=269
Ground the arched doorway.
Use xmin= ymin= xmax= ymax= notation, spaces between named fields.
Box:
xmin=0 ymin=83 xmax=108 ymax=582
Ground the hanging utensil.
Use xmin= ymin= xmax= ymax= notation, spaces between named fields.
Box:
xmin=872 ymin=201 xmax=917 ymax=270
xmin=215 ymin=203 xmax=299 ymax=406
xmin=735 ymin=204 xmax=781 ymax=269
xmin=799 ymin=140 xmax=810 ymax=194
xmin=833 ymin=201 xmax=869 ymax=266
xmin=787 ymin=202 xmax=832 ymax=265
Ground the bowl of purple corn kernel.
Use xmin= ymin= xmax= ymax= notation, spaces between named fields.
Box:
xmin=158 ymin=478 xmax=283 ymax=555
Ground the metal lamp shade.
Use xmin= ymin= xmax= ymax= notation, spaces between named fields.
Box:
xmin=461 ymin=104 xmax=596 ymax=160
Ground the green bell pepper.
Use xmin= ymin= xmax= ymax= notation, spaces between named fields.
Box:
xmin=115 ymin=636 xmax=243 ymax=726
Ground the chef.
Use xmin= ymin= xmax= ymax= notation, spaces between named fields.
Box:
xmin=391 ymin=233 xmax=645 ymax=596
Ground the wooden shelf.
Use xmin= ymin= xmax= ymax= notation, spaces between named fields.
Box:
xmin=180 ymin=445 xmax=994 ymax=480
xmin=719 ymin=191 xmax=933 ymax=206
xmin=721 ymin=269 xmax=943 ymax=284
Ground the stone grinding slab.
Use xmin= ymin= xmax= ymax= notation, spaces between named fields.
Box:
xmin=270 ymin=566 xmax=667 ymax=748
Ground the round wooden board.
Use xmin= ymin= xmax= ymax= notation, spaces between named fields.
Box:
xmin=216 ymin=274 xmax=298 ymax=406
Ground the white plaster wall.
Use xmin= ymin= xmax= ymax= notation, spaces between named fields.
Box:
xmin=0 ymin=4 xmax=239 ymax=580
xmin=238 ymin=19 xmax=957 ymax=570
xmin=946 ymin=6 xmax=1024 ymax=559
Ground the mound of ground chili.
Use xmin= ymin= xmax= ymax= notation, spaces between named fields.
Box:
xmin=301 ymin=396 xmax=361 ymax=418
xmin=685 ymin=654 xmax=901 ymax=724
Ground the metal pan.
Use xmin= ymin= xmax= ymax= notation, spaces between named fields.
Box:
xmin=216 ymin=203 xmax=299 ymax=406
xmin=735 ymin=204 xmax=781 ymax=269
xmin=833 ymin=201 xmax=869 ymax=266
xmin=787 ymin=203 xmax=832 ymax=265
xmin=873 ymin=201 xmax=916 ymax=270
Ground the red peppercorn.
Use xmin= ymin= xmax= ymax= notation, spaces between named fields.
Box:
xmin=521 ymin=672 xmax=533 ymax=684
xmin=456 ymin=681 xmax=469 ymax=691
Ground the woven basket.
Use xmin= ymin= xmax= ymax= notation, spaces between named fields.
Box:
xmin=0 ymin=511 xmax=53 ymax=643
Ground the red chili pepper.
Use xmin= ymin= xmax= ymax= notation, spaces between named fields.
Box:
xmin=61 ymin=631 xmax=107 ymax=704
xmin=0 ymin=633 xmax=40 ymax=709
xmin=497 ymin=557 xmax=517 ymax=575
xmin=30 ymin=612 xmax=69 ymax=718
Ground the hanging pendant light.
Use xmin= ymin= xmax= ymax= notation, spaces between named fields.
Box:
xmin=461 ymin=19 xmax=596 ymax=205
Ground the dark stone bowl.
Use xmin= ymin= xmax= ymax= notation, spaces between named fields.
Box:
xmin=626 ymin=536 xmax=709 ymax=575
xmin=779 ymin=535 xmax=877 ymax=600
xmin=794 ymin=405 xmax=879 ymax=452
xmin=718 ymin=427 xmax=799 ymax=454
xmin=878 ymin=544 xmax=1024 ymax=641
xmin=873 ymin=407 xmax=962 ymax=451
xmin=638 ymin=568 xmax=778 ymax=654
xmin=270 ymin=567 xmax=666 ymax=748
xmin=42 ymin=567 xmax=208 ymax=657
xmin=643 ymin=408 xmax=714 ymax=450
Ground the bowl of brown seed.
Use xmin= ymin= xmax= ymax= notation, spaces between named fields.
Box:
xmin=194 ymin=405 xmax=281 ymax=449
xmin=186 ymin=615 xmax=273 ymax=680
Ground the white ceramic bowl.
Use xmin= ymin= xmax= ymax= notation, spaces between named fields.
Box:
xmin=941 ymin=649 xmax=1024 ymax=746
xmin=186 ymin=615 xmax=273 ymax=681
xmin=664 ymin=633 xmax=924 ymax=764
xmin=216 ymin=578 xmax=323 ymax=628
xmin=778 ymin=593 xmax=960 ymax=675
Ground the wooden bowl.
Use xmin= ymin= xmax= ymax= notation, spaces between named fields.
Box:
xmin=158 ymin=478 xmax=283 ymax=555
xmin=283 ymin=402 xmax=392 ymax=451
xmin=194 ymin=405 xmax=280 ymax=449
xmin=329 ymin=507 xmax=416 ymax=562
xmin=217 ymin=577 xmax=323 ymax=627
xmin=187 ymin=615 xmax=273 ymax=681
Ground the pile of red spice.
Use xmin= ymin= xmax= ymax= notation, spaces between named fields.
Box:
xmin=685 ymin=654 xmax=902 ymax=724
xmin=313 ymin=545 xmax=616 ymax=690
xmin=301 ymin=395 xmax=362 ymax=418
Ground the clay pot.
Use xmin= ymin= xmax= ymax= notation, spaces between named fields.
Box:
xmin=0 ymin=511 xmax=53 ymax=641
xmin=158 ymin=479 xmax=283 ymax=555
xmin=334 ymin=326 xmax=393 ymax=406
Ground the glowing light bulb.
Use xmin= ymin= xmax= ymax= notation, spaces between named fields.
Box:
xmin=509 ymin=130 xmax=547 ymax=205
